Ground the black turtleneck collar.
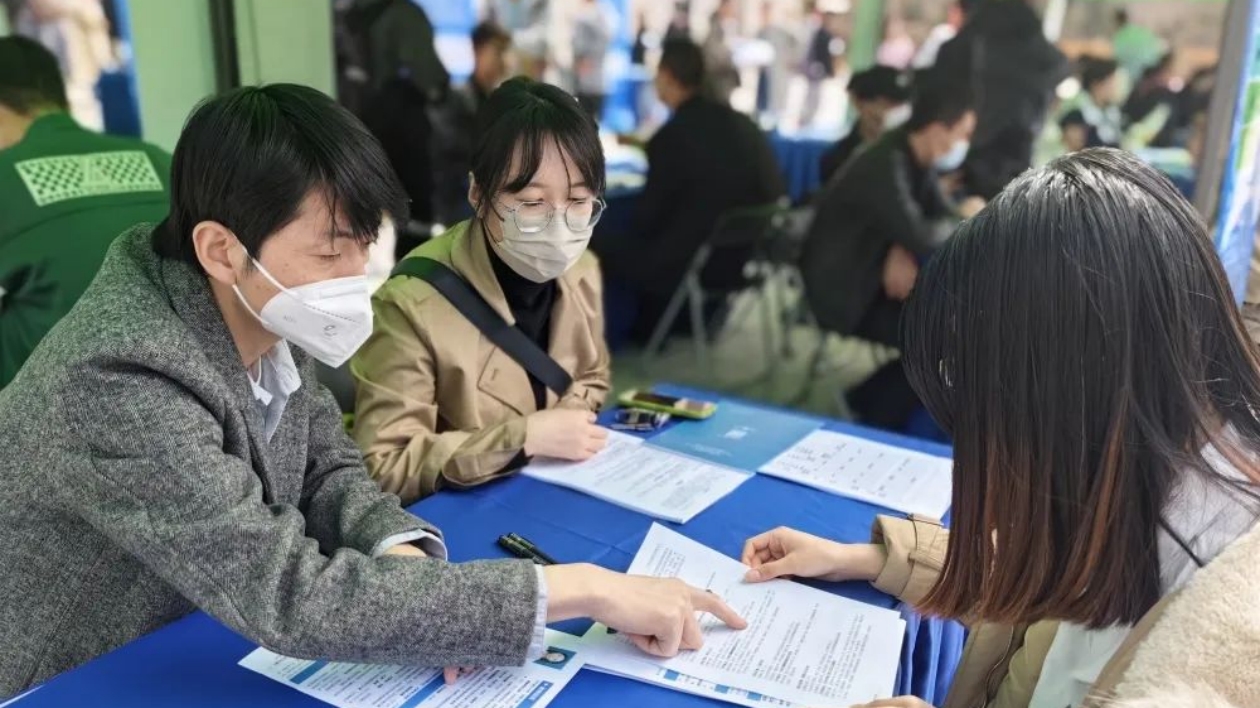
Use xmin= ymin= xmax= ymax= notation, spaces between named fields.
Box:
xmin=484 ymin=223 xmax=557 ymax=410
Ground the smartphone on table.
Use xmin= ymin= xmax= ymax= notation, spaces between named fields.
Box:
xmin=617 ymin=390 xmax=718 ymax=420
xmin=611 ymin=409 xmax=671 ymax=432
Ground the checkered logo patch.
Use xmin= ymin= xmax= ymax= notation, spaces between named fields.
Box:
xmin=16 ymin=151 xmax=163 ymax=207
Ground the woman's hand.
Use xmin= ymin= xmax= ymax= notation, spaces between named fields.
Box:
xmin=525 ymin=409 xmax=608 ymax=460
xmin=741 ymin=527 xmax=885 ymax=584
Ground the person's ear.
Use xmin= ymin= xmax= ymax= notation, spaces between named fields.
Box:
xmin=468 ymin=176 xmax=484 ymax=213
xmin=193 ymin=221 xmax=245 ymax=286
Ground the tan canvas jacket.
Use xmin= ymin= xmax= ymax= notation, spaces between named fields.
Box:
xmin=351 ymin=220 xmax=610 ymax=503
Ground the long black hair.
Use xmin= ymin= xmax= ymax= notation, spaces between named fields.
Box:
xmin=904 ymin=148 xmax=1260 ymax=628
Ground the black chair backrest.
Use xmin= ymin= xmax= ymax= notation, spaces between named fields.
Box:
xmin=691 ymin=202 xmax=787 ymax=292
xmin=765 ymin=205 xmax=816 ymax=265
xmin=706 ymin=202 xmax=787 ymax=250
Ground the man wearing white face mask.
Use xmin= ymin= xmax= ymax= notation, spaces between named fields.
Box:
xmin=801 ymin=77 xmax=983 ymax=432
xmin=353 ymin=77 xmax=613 ymax=504
xmin=818 ymin=65 xmax=913 ymax=185
xmin=0 ymin=84 xmax=748 ymax=700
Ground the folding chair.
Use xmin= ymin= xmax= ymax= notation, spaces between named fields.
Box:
xmin=642 ymin=202 xmax=787 ymax=368
xmin=762 ymin=204 xmax=816 ymax=358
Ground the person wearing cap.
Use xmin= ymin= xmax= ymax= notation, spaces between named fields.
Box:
xmin=818 ymin=65 xmax=912 ymax=183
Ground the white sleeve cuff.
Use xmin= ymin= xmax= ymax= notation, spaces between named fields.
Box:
xmin=370 ymin=530 xmax=449 ymax=560
xmin=526 ymin=564 xmax=550 ymax=661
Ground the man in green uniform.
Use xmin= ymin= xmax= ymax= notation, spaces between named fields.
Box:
xmin=0 ymin=36 xmax=170 ymax=388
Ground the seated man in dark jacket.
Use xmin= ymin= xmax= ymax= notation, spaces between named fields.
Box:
xmin=819 ymin=65 xmax=912 ymax=184
xmin=801 ymin=79 xmax=982 ymax=430
xmin=594 ymin=38 xmax=785 ymax=345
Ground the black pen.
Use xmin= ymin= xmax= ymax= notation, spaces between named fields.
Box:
xmin=507 ymin=533 xmax=558 ymax=565
xmin=497 ymin=534 xmax=556 ymax=565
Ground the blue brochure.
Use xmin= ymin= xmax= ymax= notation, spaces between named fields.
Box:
xmin=647 ymin=401 xmax=824 ymax=472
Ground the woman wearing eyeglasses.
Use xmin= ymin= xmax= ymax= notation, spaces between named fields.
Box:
xmin=352 ymin=78 xmax=611 ymax=504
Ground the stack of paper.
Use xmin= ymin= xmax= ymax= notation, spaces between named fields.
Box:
xmin=586 ymin=658 xmax=801 ymax=708
xmin=581 ymin=525 xmax=906 ymax=708
xmin=759 ymin=430 xmax=953 ymax=518
xmin=523 ymin=431 xmax=750 ymax=523
xmin=240 ymin=630 xmax=584 ymax=708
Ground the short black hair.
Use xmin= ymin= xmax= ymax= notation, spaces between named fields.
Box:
xmin=906 ymin=73 xmax=973 ymax=131
xmin=1080 ymin=56 xmax=1119 ymax=92
xmin=0 ymin=36 xmax=68 ymax=114
xmin=1115 ymin=8 xmax=1130 ymax=25
xmin=153 ymin=84 xmax=408 ymax=267
xmin=472 ymin=21 xmax=511 ymax=51
xmin=470 ymin=78 xmax=605 ymax=215
xmin=848 ymin=65 xmax=912 ymax=103
xmin=658 ymin=38 xmax=706 ymax=91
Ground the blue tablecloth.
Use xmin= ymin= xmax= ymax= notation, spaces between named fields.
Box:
xmin=15 ymin=385 xmax=963 ymax=708
xmin=769 ymin=132 xmax=834 ymax=204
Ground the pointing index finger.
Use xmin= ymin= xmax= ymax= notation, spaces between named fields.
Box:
xmin=691 ymin=588 xmax=748 ymax=630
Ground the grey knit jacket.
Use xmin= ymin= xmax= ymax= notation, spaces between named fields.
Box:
xmin=0 ymin=224 xmax=538 ymax=699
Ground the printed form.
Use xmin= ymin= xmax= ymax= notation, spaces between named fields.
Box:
xmin=523 ymin=431 xmax=750 ymax=523
xmin=759 ymin=430 xmax=953 ymax=518
xmin=581 ymin=524 xmax=905 ymax=707
xmin=239 ymin=630 xmax=583 ymax=708
xmin=585 ymin=659 xmax=801 ymax=708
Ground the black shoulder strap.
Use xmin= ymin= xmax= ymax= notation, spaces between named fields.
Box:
xmin=391 ymin=257 xmax=573 ymax=396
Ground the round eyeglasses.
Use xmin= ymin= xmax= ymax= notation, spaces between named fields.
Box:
xmin=497 ymin=197 xmax=607 ymax=234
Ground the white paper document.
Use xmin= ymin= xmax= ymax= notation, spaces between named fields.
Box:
xmin=585 ymin=654 xmax=801 ymax=708
xmin=523 ymin=431 xmax=751 ymax=523
xmin=239 ymin=630 xmax=584 ymax=708
xmin=581 ymin=524 xmax=906 ymax=708
xmin=759 ymin=430 xmax=953 ymax=518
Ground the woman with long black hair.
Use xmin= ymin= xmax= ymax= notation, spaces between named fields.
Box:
xmin=743 ymin=149 xmax=1260 ymax=707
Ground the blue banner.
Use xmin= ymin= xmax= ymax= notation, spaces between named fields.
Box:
xmin=1213 ymin=0 xmax=1260 ymax=300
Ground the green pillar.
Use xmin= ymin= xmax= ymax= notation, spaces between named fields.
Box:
xmin=847 ymin=0 xmax=884 ymax=73
xmin=129 ymin=0 xmax=219 ymax=151
xmin=233 ymin=0 xmax=335 ymax=96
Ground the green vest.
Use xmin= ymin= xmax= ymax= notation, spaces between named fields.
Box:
xmin=0 ymin=113 xmax=172 ymax=388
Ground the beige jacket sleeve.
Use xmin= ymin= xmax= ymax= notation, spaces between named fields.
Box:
xmin=351 ymin=296 xmax=525 ymax=504
xmin=870 ymin=514 xmax=951 ymax=606
xmin=871 ymin=515 xmax=1057 ymax=708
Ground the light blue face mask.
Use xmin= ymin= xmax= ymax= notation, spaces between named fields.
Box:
xmin=934 ymin=139 xmax=970 ymax=172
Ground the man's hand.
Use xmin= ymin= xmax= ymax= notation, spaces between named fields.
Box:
xmin=882 ymin=245 xmax=919 ymax=302
xmin=382 ymin=544 xmax=427 ymax=559
xmin=543 ymin=564 xmax=748 ymax=657
xmin=958 ymin=196 xmax=986 ymax=219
